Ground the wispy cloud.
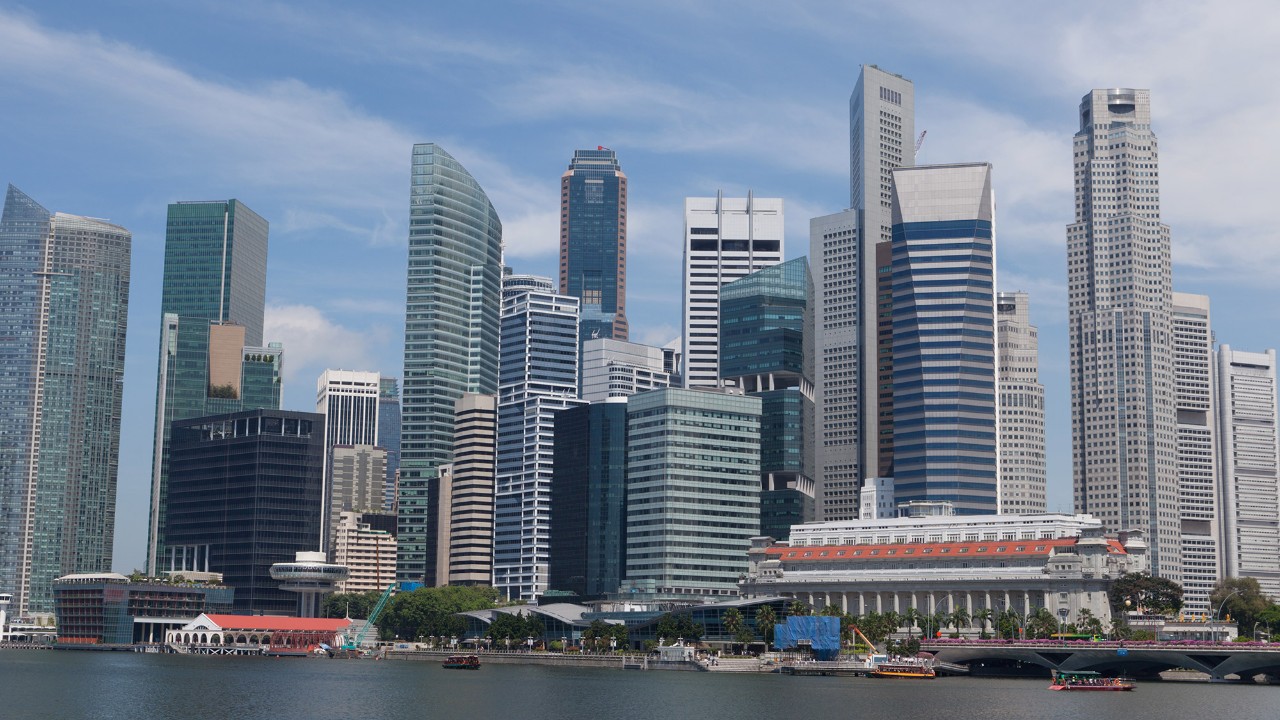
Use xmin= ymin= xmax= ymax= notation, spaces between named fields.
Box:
xmin=264 ymin=303 xmax=387 ymax=384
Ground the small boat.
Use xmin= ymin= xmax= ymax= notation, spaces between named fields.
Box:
xmin=1049 ymin=670 xmax=1134 ymax=691
xmin=442 ymin=654 xmax=481 ymax=670
xmin=871 ymin=659 xmax=936 ymax=679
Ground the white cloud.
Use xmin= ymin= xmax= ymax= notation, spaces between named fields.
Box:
xmin=264 ymin=304 xmax=382 ymax=384
xmin=635 ymin=323 xmax=680 ymax=349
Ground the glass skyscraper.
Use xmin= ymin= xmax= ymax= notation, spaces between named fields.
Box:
xmin=560 ymin=148 xmax=627 ymax=344
xmin=0 ymin=185 xmax=131 ymax=615
xmin=146 ymin=199 xmax=277 ymax=575
xmin=377 ymin=377 xmax=401 ymax=512
xmin=400 ymin=143 xmax=503 ymax=587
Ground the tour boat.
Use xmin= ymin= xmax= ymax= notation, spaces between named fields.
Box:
xmin=871 ymin=659 xmax=936 ymax=679
xmin=442 ymin=654 xmax=481 ymax=670
xmin=1049 ymin=670 xmax=1134 ymax=691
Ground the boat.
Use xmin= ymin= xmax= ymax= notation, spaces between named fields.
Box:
xmin=871 ymin=659 xmax=936 ymax=679
xmin=442 ymin=654 xmax=481 ymax=670
xmin=1049 ymin=670 xmax=1135 ymax=691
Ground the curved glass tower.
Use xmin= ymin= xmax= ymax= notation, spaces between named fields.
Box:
xmin=400 ymin=144 xmax=503 ymax=586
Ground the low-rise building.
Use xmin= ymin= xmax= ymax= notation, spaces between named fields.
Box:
xmin=166 ymin=614 xmax=352 ymax=654
xmin=53 ymin=573 xmax=233 ymax=645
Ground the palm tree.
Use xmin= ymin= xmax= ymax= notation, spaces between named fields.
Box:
xmin=902 ymin=607 xmax=921 ymax=636
xmin=883 ymin=611 xmax=902 ymax=637
xmin=755 ymin=604 xmax=777 ymax=647
xmin=950 ymin=607 xmax=971 ymax=637
xmin=788 ymin=599 xmax=810 ymax=617
xmin=973 ymin=608 xmax=992 ymax=638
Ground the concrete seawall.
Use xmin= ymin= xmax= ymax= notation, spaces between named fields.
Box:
xmin=387 ymin=649 xmax=705 ymax=671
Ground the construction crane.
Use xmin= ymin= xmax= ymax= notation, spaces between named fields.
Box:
xmin=340 ymin=582 xmax=395 ymax=655
xmin=853 ymin=625 xmax=881 ymax=655
xmin=914 ymin=130 xmax=927 ymax=160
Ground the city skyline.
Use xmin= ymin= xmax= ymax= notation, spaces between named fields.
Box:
xmin=2 ymin=4 xmax=1278 ymax=573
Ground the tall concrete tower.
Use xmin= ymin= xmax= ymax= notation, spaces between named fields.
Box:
xmin=1067 ymin=89 xmax=1179 ymax=580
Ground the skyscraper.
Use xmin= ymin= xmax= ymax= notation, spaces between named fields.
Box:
xmin=0 ymin=185 xmax=131 ymax=615
xmin=682 ymin=193 xmax=783 ymax=388
xmin=560 ymin=148 xmax=628 ymax=344
xmin=317 ymin=370 xmax=380 ymax=448
xmin=1171 ymin=293 xmax=1217 ymax=615
xmin=997 ymin=291 xmax=1047 ymax=513
xmin=813 ymin=64 xmax=915 ymax=522
xmin=1067 ymin=89 xmax=1179 ymax=579
xmin=492 ymin=275 xmax=584 ymax=601
xmin=400 ymin=143 xmax=503 ymax=587
xmin=438 ymin=393 xmax=496 ymax=586
xmin=580 ymin=338 xmax=674 ymax=402
xmin=891 ymin=163 xmax=998 ymax=514
xmin=146 ymin=199 xmax=278 ymax=575
xmin=377 ymin=377 xmax=402 ymax=511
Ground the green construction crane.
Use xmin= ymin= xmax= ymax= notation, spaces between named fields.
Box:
xmin=341 ymin=583 xmax=395 ymax=654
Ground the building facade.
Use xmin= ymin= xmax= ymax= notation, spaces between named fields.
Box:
xmin=333 ymin=512 xmax=397 ymax=594
xmin=328 ymin=445 xmax=387 ymax=552
xmin=53 ymin=573 xmax=233 ymax=646
xmin=438 ymin=393 xmax=497 ymax=586
xmin=580 ymin=338 xmax=673 ymax=402
xmin=1216 ymin=346 xmax=1280 ymax=600
xmin=997 ymin=291 xmax=1047 ymax=513
xmin=0 ymin=186 xmax=131 ymax=615
xmin=682 ymin=193 xmax=783 ymax=388
xmin=317 ymin=370 xmax=380 ymax=448
xmin=146 ymin=198 xmax=277 ymax=576
xmin=891 ymin=163 xmax=998 ymax=514
xmin=623 ymin=388 xmax=761 ymax=600
xmin=1067 ymin=89 xmax=1179 ymax=580
xmin=165 ymin=409 xmax=325 ymax=616
xmin=377 ymin=377 xmax=402 ymax=512
xmin=1171 ymin=293 xmax=1218 ymax=615
xmin=560 ymin=148 xmax=628 ymax=343
xmin=400 ymin=143 xmax=503 ymax=587
xmin=493 ymin=276 xmax=584 ymax=600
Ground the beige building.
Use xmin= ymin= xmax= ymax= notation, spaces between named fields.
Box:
xmin=333 ymin=512 xmax=396 ymax=593
xmin=328 ymin=445 xmax=387 ymax=551
xmin=997 ymin=291 xmax=1046 ymax=513
xmin=437 ymin=393 xmax=497 ymax=586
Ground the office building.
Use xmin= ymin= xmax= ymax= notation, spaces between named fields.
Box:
xmin=328 ymin=445 xmax=387 ymax=552
xmin=682 ymin=193 xmax=783 ymax=388
xmin=0 ymin=186 xmax=131 ymax=615
xmin=560 ymin=148 xmax=628 ymax=343
xmin=493 ymin=275 xmax=584 ymax=600
xmin=317 ymin=370 xmax=380 ymax=447
xmin=1171 ymin=293 xmax=1218 ymax=615
xmin=438 ymin=393 xmax=497 ymax=586
xmin=53 ymin=573 xmax=233 ymax=645
xmin=400 ymin=143 xmax=503 ymax=587
xmin=1216 ymin=346 xmax=1280 ymax=600
xmin=1067 ymin=89 xmax=1179 ymax=579
xmin=550 ymin=400 xmax=629 ymax=600
xmin=333 ymin=512 xmax=397 ymax=594
xmin=622 ymin=388 xmax=761 ymax=600
xmin=146 ymin=199 xmax=278 ymax=576
xmin=720 ymin=257 xmax=815 ymax=540
xmin=378 ymin=377 xmax=402 ymax=511
xmin=891 ymin=163 xmax=998 ymax=514
xmin=164 ymin=409 xmax=325 ymax=616
xmin=997 ymin=292 xmax=1047 ymax=513
xmin=580 ymin=338 xmax=674 ymax=402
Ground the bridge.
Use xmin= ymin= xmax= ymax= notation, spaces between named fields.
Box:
xmin=922 ymin=640 xmax=1280 ymax=681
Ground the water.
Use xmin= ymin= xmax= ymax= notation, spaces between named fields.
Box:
xmin=1 ymin=649 xmax=1275 ymax=720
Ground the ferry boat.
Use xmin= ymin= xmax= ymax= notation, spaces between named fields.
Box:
xmin=1049 ymin=670 xmax=1134 ymax=691
xmin=871 ymin=659 xmax=936 ymax=679
xmin=442 ymin=654 xmax=481 ymax=670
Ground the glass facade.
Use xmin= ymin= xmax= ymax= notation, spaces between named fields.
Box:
xmin=147 ymin=200 xmax=274 ymax=575
xmin=560 ymin=149 xmax=627 ymax=344
xmin=0 ymin=186 xmax=131 ymax=615
xmin=377 ymin=377 xmax=401 ymax=512
xmin=54 ymin=575 xmax=233 ymax=645
xmin=400 ymin=143 xmax=503 ymax=586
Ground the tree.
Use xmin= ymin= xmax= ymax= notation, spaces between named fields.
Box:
xmin=654 ymin=612 xmax=703 ymax=644
xmin=1027 ymin=608 xmax=1058 ymax=639
xmin=949 ymin=607 xmax=970 ymax=636
xmin=1209 ymin=577 xmax=1272 ymax=632
xmin=788 ymin=600 xmax=810 ymax=617
xmin=323 ymin=590 xmax=383 ymax=620
xmin=379 ymin=585 xmax=500 ymax=642
xmin=902 ymin=607 xmax=921 ymax=635
xmin=973 ymin=608 xmax=992 ymax=638
xmin=1109 ymin=572 xmax=1183 ymax=616
xmin=1076 ymin=608 xmax=1105 ymax=638
xmin=755 ymin=604 xmax=777 ymax=647
xmin=722 ymin=608 xmax=745 ymax=647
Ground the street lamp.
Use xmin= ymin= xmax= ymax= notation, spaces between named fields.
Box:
xmin=1058 ymin=608 xmax=1069 ymax=648
xmin=527 ymin=636 xmax=534 ymax=653
xmin=927 ymin=597 xmax=948 ymax=641
xmin=1213 ymin=589 xmax=1243 ymax=643
xmin=562 ymin=635 xmax=567 ymax=653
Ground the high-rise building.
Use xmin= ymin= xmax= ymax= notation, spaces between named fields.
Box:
xmin=316 ymin=369 xmax=381 ymax=551
xmin=720 ymin=257 xmax=815 ymax=540
xmin=1067 ymin=89 xmax=1179 ymax=579
xmin=493 ymin=275 xmax=584 ymax=601
xmin=814 ymin=64 xmax=915 ymax=522
xmin=682 ymin=193 xmax=783 ymax=388
xmin=146 ymin=199 xmax=278 ymax=576
xmin=549 ymin=400 xmax=629 ymax=600
xmin=0 ymin=186 xmax=131 ymax=615
xmin=333 ymin=511 xmax=397 ymax=594
xmin=327 ymin=445 xmax=387 ymax=552
xmin=622 ymin=388 xmax=761 ymax=600
xmin=1216 ymin=346 xmax=1280 ymax=600
xmin=891 ymin=163 xmax=998 ymax=514
xmin=400 ymin=143 xmax=503 ymax=587
xmin=377 ymin=377 xmax=402 ymax=512
xmin=165 ymin=409 xmax=325 ymax=616
xmin=1171 ymin=293 xmax=1218 ymax=615
xmin=997 ymin=291 xmax=1047 ymax=513
xmin=580 ymin=338 xmax=673 ymax=402
xmin=437 ymin=393 xmax=496 ymax=586
xmin=560 ymin=148 xmax=628 ymax=344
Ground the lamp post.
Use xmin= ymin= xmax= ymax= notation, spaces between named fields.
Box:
xmin=1058 ymin=608 xmax=1069 ymax=648
xmin=562 ymin=635 xmax=567 ymax=653
xmin=527 ymin=636 xmax=533 ymax=653
xmin=1213 ymin=589 xmax=1243 ymax=643
xmin=927 ymin=597 xmax=948 ymax=642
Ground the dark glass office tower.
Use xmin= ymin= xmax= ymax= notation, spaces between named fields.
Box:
xmin=560 ymin=148 xmax=627 ymax=344
xmin=377 ymin=377 xmax=401 ymax=512
xmin=0 ymin=185 xmax=131 ymax=615
xmin=147 ymin=199 xmax=278 ymax=575
xmin=166 ymin=409 xmax=325 ymax=616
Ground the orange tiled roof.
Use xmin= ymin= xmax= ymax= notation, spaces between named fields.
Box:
xmin=203 ymin=615 xmax=351 ymax=632
xmin=770 ymin=537 xmax=1126 ymax=561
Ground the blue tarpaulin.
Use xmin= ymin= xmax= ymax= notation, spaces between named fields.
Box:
xmin=773 ymin=616 xmax=841 ymax=660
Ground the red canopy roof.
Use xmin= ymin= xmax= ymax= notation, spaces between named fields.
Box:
xmin=203 ymin=615 xmax=350 ymax=632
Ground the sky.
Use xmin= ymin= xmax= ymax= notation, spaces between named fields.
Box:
xmin=2 ymin=1 xmax=1279 ymax=574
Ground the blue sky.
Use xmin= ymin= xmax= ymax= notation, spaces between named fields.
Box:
xmin=2 ymin=1 xmax=1277 ymax=573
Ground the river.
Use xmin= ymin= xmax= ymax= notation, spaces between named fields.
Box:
xmin=1 ymin=649 xmax=1275 ymax=720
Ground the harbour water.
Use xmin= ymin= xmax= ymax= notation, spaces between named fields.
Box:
xmin=2 ymin=649 xmax=1276 ymax=720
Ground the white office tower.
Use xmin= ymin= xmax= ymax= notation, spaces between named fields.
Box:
xmin=682 ymin=193 xmax=783 ymax=388
xmin=1216 ymin=346 xmax=1280 ymax=600
xmin=1066 ymin=89 xmax=1179 ymax=580
xmin=859 ymin=477 xmax=895 ymax=520
xmin=1171 ymin=293 xmax=1219 ymax=616
xmin=493 ymin=275 xmax=585 ymax=601
xmin=316 ymin=370 xmax=381 ymax=446
xmin=812 ymin=65 xmax=915 ymax=522
xmin=997 ymin=292 xmax=1046 ymax=513
xmin=581 ymin=338 xmax=673 ymax=402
